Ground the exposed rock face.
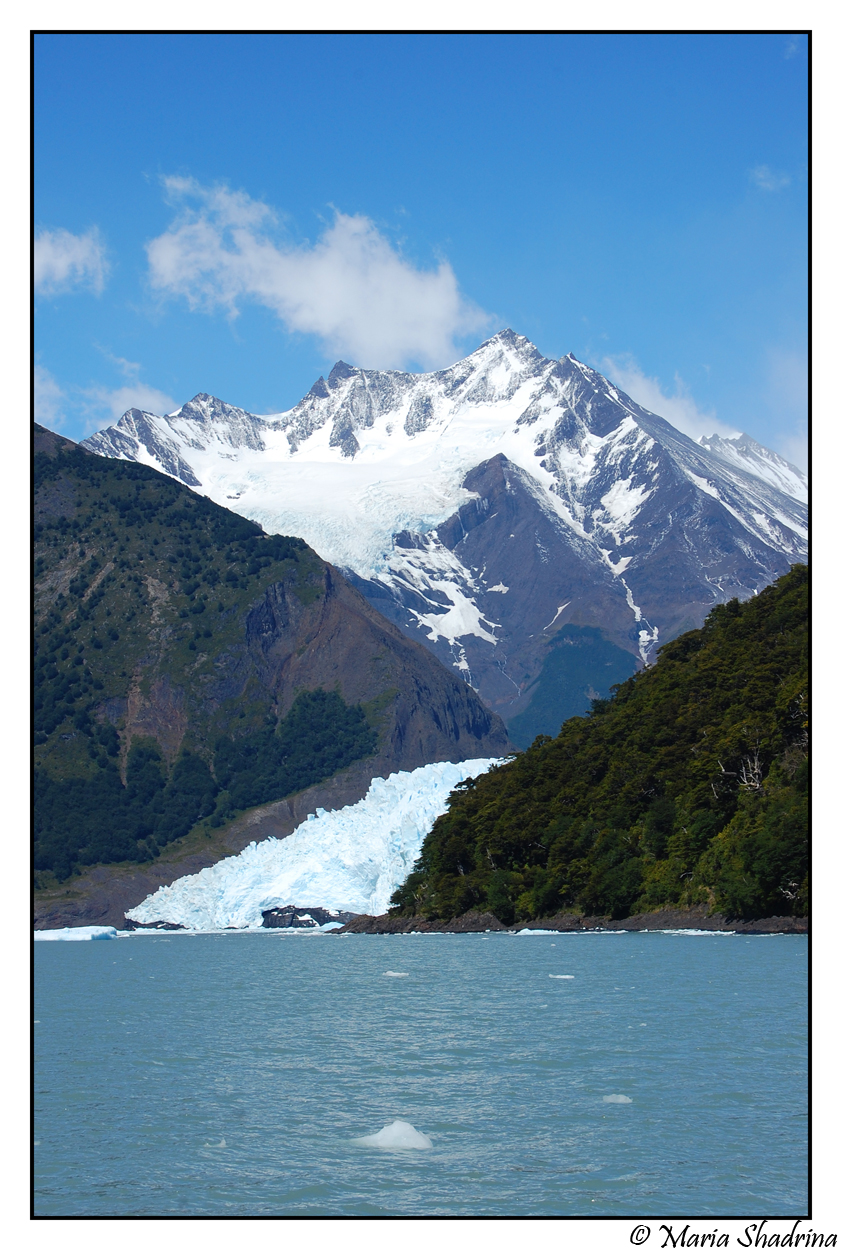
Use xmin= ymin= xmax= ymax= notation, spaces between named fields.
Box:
xmin=123 ymin=919 xmax=185 ymax=930
xmin=261 ymin=905 xmax=357 ymax=928
xmin=238 ymin=559 xmax=510 ymax=773
xmin=34 ymin=424 xmax=90 ymax=458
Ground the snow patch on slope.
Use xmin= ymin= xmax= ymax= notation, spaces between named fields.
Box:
xmin=381 ymin=535 xmax=501 ymax=647
xmin=599 ymin=478 xmax=651 ymax=526
xmin=686 ymin=470 xmax=721 ymax=500
xmin=125 ymin=759 xmax=502 ymax=930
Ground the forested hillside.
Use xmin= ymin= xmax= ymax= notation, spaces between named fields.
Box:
xmin=390 ymin=565 xmax=808 ymax=922
xmin=34 ymin=426 xmax=508 ymax=885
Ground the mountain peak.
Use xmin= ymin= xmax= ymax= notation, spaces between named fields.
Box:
xmin=473 ymin=328 xmax=541 ymax=357
xmin=328 ymin=360 xmax=357 ymax=384
xmin=179 ymin=393 xmax=252 ymax=424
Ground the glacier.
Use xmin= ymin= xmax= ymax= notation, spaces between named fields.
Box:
xmin=125 ymin=758 xmax=502 ymax=930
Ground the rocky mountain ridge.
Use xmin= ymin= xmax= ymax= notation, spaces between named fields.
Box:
xmin=82 ymin=331 xmax=808 ymax=743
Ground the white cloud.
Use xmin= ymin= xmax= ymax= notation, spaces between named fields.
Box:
xmin=599 ymin=354 xmax=741 ymax=442
xmin=34 ymin=365 xmax=67 ymax=429
xmin=34 ymin=227 xmax=109 ymax=295
xmin=146 ymin=178 xmax=490 ymax=370
xmin=81 ymin=352 xmax=178 ymax=428
xmin=34 ymin=357 xmax=177 ymax=440
xmin=83 ymin=382 xmax=178 ymax=426
xmin=750 ymin=165 xmax=791 ymax=192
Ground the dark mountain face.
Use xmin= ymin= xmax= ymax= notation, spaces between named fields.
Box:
xmin=33 ymin=427 xmax=509 ymax=919
xmin=345 ymin=453 xmax=639 ymax=736
xmin=81 ymin=331 xmax=807 ymax=745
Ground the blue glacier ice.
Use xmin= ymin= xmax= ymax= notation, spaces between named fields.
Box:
xmin=125 ymin=758 xmax=501 ymax=930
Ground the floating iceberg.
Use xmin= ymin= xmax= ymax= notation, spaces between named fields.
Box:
xmin=603 ymin=1094 xmax=633 ymax=1104
xmin=354 ymin=1120 xmax=433 ymax=1150
xmin=126 ymin=758 xmax=500 ymax=930
xmin=34 ymin=926 xmax=119 ymax=942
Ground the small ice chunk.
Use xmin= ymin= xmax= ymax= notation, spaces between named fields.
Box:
xmin=34 ymin=926 xmax=118 ymax=941
xmin=603 ymin=1094 xmax=633 ymax=1104
xmin=354 ymin=1119 xmax=432 ymax=1149
xmin=549 ymin=974 xmax=574 ymax=979
xmin=383 ymin=971 xmax=409 ymax=977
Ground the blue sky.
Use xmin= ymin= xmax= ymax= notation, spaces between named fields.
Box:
xmin=34 ymin=32 xmax=808 ymax=466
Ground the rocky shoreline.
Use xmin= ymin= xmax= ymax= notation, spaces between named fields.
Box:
xmin=335 ymin=905 xmax=808 ymax=935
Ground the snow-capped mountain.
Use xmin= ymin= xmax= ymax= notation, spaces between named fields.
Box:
xmin=83 ymin=330 xmax=808 ymax=743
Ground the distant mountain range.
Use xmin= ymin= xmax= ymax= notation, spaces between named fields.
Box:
xmin=83 ymin=330 xmax=808 ymax=745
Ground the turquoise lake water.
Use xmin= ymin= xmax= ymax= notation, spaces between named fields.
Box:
xmin=34 ymin=929 xmax=808 ymax=1217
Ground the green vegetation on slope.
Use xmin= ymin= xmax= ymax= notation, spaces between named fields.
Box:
xmin=390 ymin=566 xmax=808 ymax=923
xmin=212 ymin=689 xmax=375 ymax=823
xmin=33 ymin=436 xmax=377 ymax=881
xmin=34 ymin=689 xmax=376 ymax=879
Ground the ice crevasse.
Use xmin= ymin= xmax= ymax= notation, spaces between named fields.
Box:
xmin=125 ymin=758 xmax=501 ymax=931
